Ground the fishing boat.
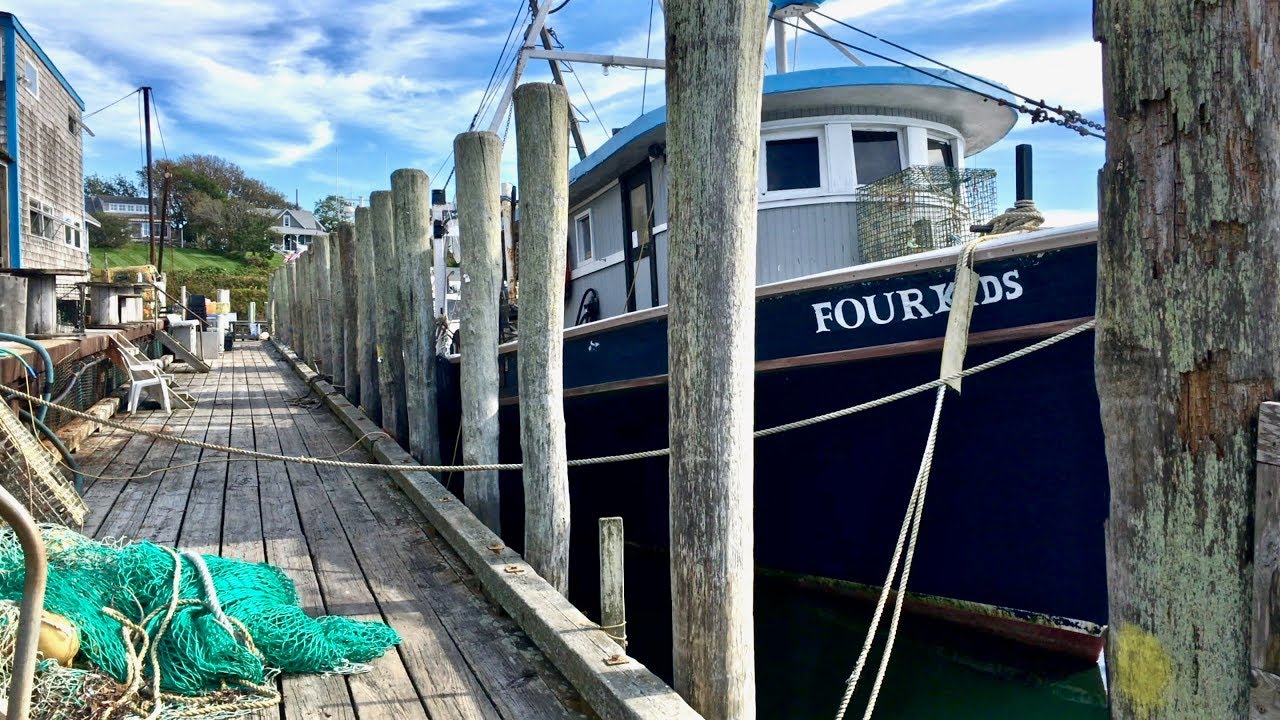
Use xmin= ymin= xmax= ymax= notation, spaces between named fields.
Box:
xmin=436 ymin=1 xmax=1107 ymax=660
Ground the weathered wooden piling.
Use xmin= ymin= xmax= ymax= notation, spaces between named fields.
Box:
xmin=1094 ymin=2 xmax=1280 ymax=718
xmin=315 ymin=235 xmax=335 ymax=377
xmin=371 ymin=191 xmax=409 ymax=441
xmin=666 ymin=0 xmax=766 ymax=715
xmin=326 ymin=232 xmax=346 ymax=387
xmin=338 ymin=225 xmax=360 ymax=406
xmin=392 ymin=169 xmax=442 ymax=465
xmin=599 ymin=517 xmax=627 ymax=649
xmin=454 ymin=130 xmax=504 ymax=534
xmin=355 ymin=207 xmax=382 ymax=425
xmin=0 ymin=275 xmax=28 ymax=335
xmin=514 ymin=82 xmax=572 ymax=594
xmin=287 ymin=260 xmax=300 ymax=350
xmin=1255 ymin=403 xmax=1280 ymax=718
xmin=25 ymin=273 xmax=58 ymax=335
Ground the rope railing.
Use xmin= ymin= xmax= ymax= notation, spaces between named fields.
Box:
xmin=4 ymin=317 xmax=1095 ymax=475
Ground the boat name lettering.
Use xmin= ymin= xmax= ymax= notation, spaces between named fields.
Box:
xmin=810 ymin=270 xmax=1024 ymax=334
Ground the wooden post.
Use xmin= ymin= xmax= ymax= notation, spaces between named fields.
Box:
xmin=355 ymin=207 xmax=382 ymax=425
xmin=514 ymin=82 xmax=572 ymax=594
xmin=392 ymin=168 xmax=442 ymax=465
xmin=501 ymin=183 xmax=517 ymax=303
xmin=371 ymin=190 xmax=409 ymax=441
xmin=286 ymin=261 xmax=299 ymax=349
xmin=1254 ymin=403 xmax=1280 ymax=718
xmin=337 ymin=225 xmax=360 ymax=406
xmin=25 ymin=274 xmax=57 ymax=335
xmin=454 ymin=130 xmax=503 ymax=534
xmin=1094 ymin=2 xmax=1280 ymax=718
xmin=300 ymin=248 xmax=317 ymax=367
xmin=326 ymin=232 xmax=346 ymax=386
xmin=0 ymin=275 xmax=27 ymax=335
xmin=599 ymin=517 xmax=627 ymax=649
xmin=666 ymin=0 xmax=765 ymax=716
xmin=315 ymin=235 xmax=335 ymax=378
xmin=89 ymin=285 xmax=121 ymax=326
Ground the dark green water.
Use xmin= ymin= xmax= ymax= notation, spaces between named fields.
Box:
xmin=614 ymin=548 xmax=1108 ymax=719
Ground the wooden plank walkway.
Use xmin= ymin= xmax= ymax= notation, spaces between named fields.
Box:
xmin=72 ymin=340 xmax=594 ymax=720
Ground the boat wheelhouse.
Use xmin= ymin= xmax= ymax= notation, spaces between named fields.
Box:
xmin=563 ymin=66 xmax=1018 ymax=324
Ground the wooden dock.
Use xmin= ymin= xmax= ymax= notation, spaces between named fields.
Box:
xmin=72 ymin=340 xmax=593 ymax=720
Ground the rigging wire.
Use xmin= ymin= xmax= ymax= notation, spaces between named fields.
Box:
xmin=810 ymin=10 xmax=1106 ymax=134
xmin=84 ymin=88 xmax=140 ymax=119
xmin=778 ymin=16 xmax=1105 ymax=139
xmin=470 ymin=0 xmax=531 ymax=130
xmin=640 ymin=0 xmax=656 ymax=114
xmin=547 ymin=0 xmax=571 ymax=14
xmin=566 ymin=61 xmax=608 ymax=143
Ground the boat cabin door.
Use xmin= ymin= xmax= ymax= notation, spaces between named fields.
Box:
xmin=621 ymin=165 xmax=659 ymax=312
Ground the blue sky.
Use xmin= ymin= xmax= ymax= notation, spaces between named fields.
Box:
xmin=13 ymin=0 xmax=1102 ymax=224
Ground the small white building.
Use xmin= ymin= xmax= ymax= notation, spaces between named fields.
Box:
xmin=258 ymin=207 xmax=327 ymax=253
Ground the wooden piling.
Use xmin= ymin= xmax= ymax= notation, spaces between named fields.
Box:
xmin=315 ymin=235 xmax=335 ymax=378
xmin=514 ymin=82 xmax=572 ymax=594
xmin=337 ymin=225 xmax=360 ymax=406
xmin=355 ymin=207 xmax=382 ymax=425
xmin=287 ymin=261 xmax=299 ymax=350
xmin=599 ymin=517 xmax=627 ymax=649
xmin=1254 ymin=403 xmax=1280 ymax=718
xmin=454 ymin=130 xmax=504 ymax=535
xmin=302 ymin=247 xmax=319 ymax=369
xmin=1094 ymin=2 xmax=1280 ymax=718
xmin=371 ymin=191 xmax=409 ymax=441
xmin=392 ymin=168 xmax=442 ymax=465
xmin=0 ymin=275 xmax=27 ymax=335
xmin=665 ymin=0 xmax=766 ymax=715
xmin=25 ymin=274 xmax=57 ymax=335
xmin=326 ymin=232 xmax=346 ymax=387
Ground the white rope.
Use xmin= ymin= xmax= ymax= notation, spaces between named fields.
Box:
xmin=1 ymin=318 xmax=1094 ymax=475
xmin=833 ymin=235 xmax=992 ymax=720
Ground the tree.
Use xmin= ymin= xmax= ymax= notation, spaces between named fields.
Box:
xmin=143 ymin=154 xmax=288 ymax=253
xmin=187 ymin=196 xmax=275 ymax=258
xmin=85 ymin=173 xmax=140 ymax=198
xmin=313 ymin=194 xmax=351 ymax=230
xmin=87 ymin=211 xmax=132 ymax=248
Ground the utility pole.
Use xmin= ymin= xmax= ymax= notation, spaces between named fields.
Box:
xmin=1094 ymin=2 xmax=1280 ymax=719
xmin=156 ymin=171 xmax=171 ymax=276
xmin=666 ymin=0 xmax=766 ymax=717
xmin=142 ymin=86 xmax=155 ymax=267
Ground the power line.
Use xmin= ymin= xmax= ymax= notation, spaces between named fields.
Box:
xmin=84 ymin=88 xmax=139 ymax=119
xmin=810 ymin=10 xmax=1106 ymax=135
xmin=779 ymin=16 xmax=1105 ymax=139
xmin=151 ymin=90 xmax=170 ymax=160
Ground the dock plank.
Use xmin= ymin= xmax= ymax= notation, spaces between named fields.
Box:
xmin=76 ymin=340 xmax=588 ymax=720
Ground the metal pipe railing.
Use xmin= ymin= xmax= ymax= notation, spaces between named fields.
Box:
xmin=0 ymin=484 xmax=47 ymax=720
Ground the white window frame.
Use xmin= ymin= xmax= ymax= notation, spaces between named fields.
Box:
xmin=850 ymin=125 xmax=908 ymax=187
xmin=758 ymin=127 xmax=827 ymax=202
xmin=282 ymin=214 xmax=292 ymax=228
xmin=924 ymin=131 xmax=963 ymax=170
xmin=20 ymin=58 xmax=38 ymax=98
xmin=574 ymin=209 xmax=594 ymax=266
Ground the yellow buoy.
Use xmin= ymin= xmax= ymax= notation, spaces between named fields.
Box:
xmin=37 ymin=611 xmax=79 ymax=666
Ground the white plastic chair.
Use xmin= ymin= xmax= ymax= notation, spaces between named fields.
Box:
xmin=113 ymin=338 xmax=173 ymax=413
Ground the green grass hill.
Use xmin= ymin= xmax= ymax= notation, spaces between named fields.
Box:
xmin=90 ymin=244 xmax=282 ymax=317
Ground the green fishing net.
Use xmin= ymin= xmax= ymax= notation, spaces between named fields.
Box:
xmin=0 ymin=525 xmax=400 ymax=703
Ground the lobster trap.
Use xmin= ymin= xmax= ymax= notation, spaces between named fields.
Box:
xmin=856 ymin=166 xmax=998 ymax=263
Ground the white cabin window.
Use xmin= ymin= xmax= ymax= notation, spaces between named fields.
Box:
xmin=851 ymin=130 xmax=902 ymax=185
xmin=928 ymin=137 xmax=955 ymax=168
xmin=574 ymin=210 xmax=594 ymax=265
xmin=20 ymin=59 xmax=38 ymax=98
xmin=764 ymin=136 xmax=822 ymax=192
xmin=282 ymin=214 xmax=292 ymax=227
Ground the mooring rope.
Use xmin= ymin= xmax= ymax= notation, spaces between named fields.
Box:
xmin=3 ymin=318 xmax=1095 ymax=475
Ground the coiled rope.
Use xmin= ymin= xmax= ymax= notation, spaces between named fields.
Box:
xmin=3 ymin=319 xmax=1093 ymax=475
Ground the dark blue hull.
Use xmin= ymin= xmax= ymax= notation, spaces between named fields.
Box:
xmin=436 ymin=236 xmax=1107 ymax=654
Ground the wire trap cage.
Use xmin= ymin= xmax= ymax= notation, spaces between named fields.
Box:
xmin=0 ymin=399 xmax=87 ymax=526
xmin=856 ymin=166 xmax=998 ymax=264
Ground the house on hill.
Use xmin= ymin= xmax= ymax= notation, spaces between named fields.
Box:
xmin=257 ymin=207 xmax=327 ymax=254
xmin=85 ymin=195 xmax=182 ymax=244
xmin=0 ymin=12 xmax=90 ymax=277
